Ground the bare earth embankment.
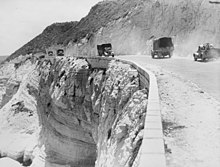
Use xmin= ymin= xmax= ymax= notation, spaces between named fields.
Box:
xmin=119 ymin=55 xmax=220 ymax=167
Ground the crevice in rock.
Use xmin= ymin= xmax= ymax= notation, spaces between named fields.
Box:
xmin=129 ymin=138 xmax=143 ymax=167
xmin=47 ymin=102 xmax=51 ymax=107
xmin=107 ymin=128 xmax=112 ymax=139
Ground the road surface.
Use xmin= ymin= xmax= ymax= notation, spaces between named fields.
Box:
xmin=118 ymin=55 xmax=220 ymax=167
xmin=118 ymin=55 xmax=220 ymax=101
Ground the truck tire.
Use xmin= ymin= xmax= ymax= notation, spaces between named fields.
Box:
xmin=193 ymin=54 xmax=197 ymax=61
xmin=169 ymin=52 xmax=173 ymax=58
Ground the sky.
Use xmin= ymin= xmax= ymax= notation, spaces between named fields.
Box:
xmin=0 ymin=0 xmax=101 ymax=56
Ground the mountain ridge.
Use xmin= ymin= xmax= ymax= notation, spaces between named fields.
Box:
xmin=6 ymin=0 xmax=220 ymax=61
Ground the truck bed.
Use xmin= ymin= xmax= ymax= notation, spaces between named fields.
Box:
xmin=205 ymin=48 xmax=220 ymax=58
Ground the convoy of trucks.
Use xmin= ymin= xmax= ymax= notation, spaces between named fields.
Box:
xmin=44 ymin=38 xmax=219 ymax=63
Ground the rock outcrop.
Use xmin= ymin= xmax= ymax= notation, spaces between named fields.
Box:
xmin=0 ymin=56 xmax=148 ymax=167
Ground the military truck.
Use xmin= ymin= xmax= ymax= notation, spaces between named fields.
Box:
xmin=48 ymin=51 xmax=54 ymax=56
xmin=97 ymin=43 xmax=114 ymax=57
xmin=57 ymin=49 xmax=64 ymax=56
xmin=151 ymin=37 xmax=174 ymax=58
xmin=193 ymin=43 xmax=220 ymax=61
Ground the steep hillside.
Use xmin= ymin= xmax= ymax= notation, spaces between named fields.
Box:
xmin=7 ymin=0 xmax=220 ymax=60
xmin=8 ymin=21 xmax=78 ymax=61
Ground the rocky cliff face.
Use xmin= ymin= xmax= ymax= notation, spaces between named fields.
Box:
xmin=0 ymin=56 xmax=148 ymax=167
xmin=6 ymin=0 xmax=220 ymax=62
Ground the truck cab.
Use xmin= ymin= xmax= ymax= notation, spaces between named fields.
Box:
xmin=97 ymin=43 xmax=114 ymax=57
xmin=57 ymin=49 xmax=64 ymax=56
xmin=48 ymin=51 xmax=54 ymax=56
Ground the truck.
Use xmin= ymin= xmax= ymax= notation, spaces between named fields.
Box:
xmin=97 ymin=43 xmax=114 ymax=57
xmin=57 ymin=49 xmax=64 ymax=56
xmin=193 ymin=43 xmax=220 ymax=61
xmin=48 ymin=51 xmax=54 ymax=56
xmin=151 ymin=37 xmax=174 ymax=58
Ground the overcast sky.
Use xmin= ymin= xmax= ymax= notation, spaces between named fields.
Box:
xmin=0 ymin=0 xmax=101 ymax=55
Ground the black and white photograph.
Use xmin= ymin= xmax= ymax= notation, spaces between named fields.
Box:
xmin=0 ymin=0 xmax=220 ymax=167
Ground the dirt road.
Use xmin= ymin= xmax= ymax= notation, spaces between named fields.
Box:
xmin=118 ymin=55 xmax=220 ymax=101
xmin=118 ymin=55 xmax=220 ymax=167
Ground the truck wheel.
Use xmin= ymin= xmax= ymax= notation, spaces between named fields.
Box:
xmin=152 ymin=55 xmax=155 ymax=59
xmin=202 ymin=58 xmax=206 ymax=62
xmin=169 ymin=52 xmax=173 ymax=58
xmin=194 ymin=56 xmax=197 ymax=61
